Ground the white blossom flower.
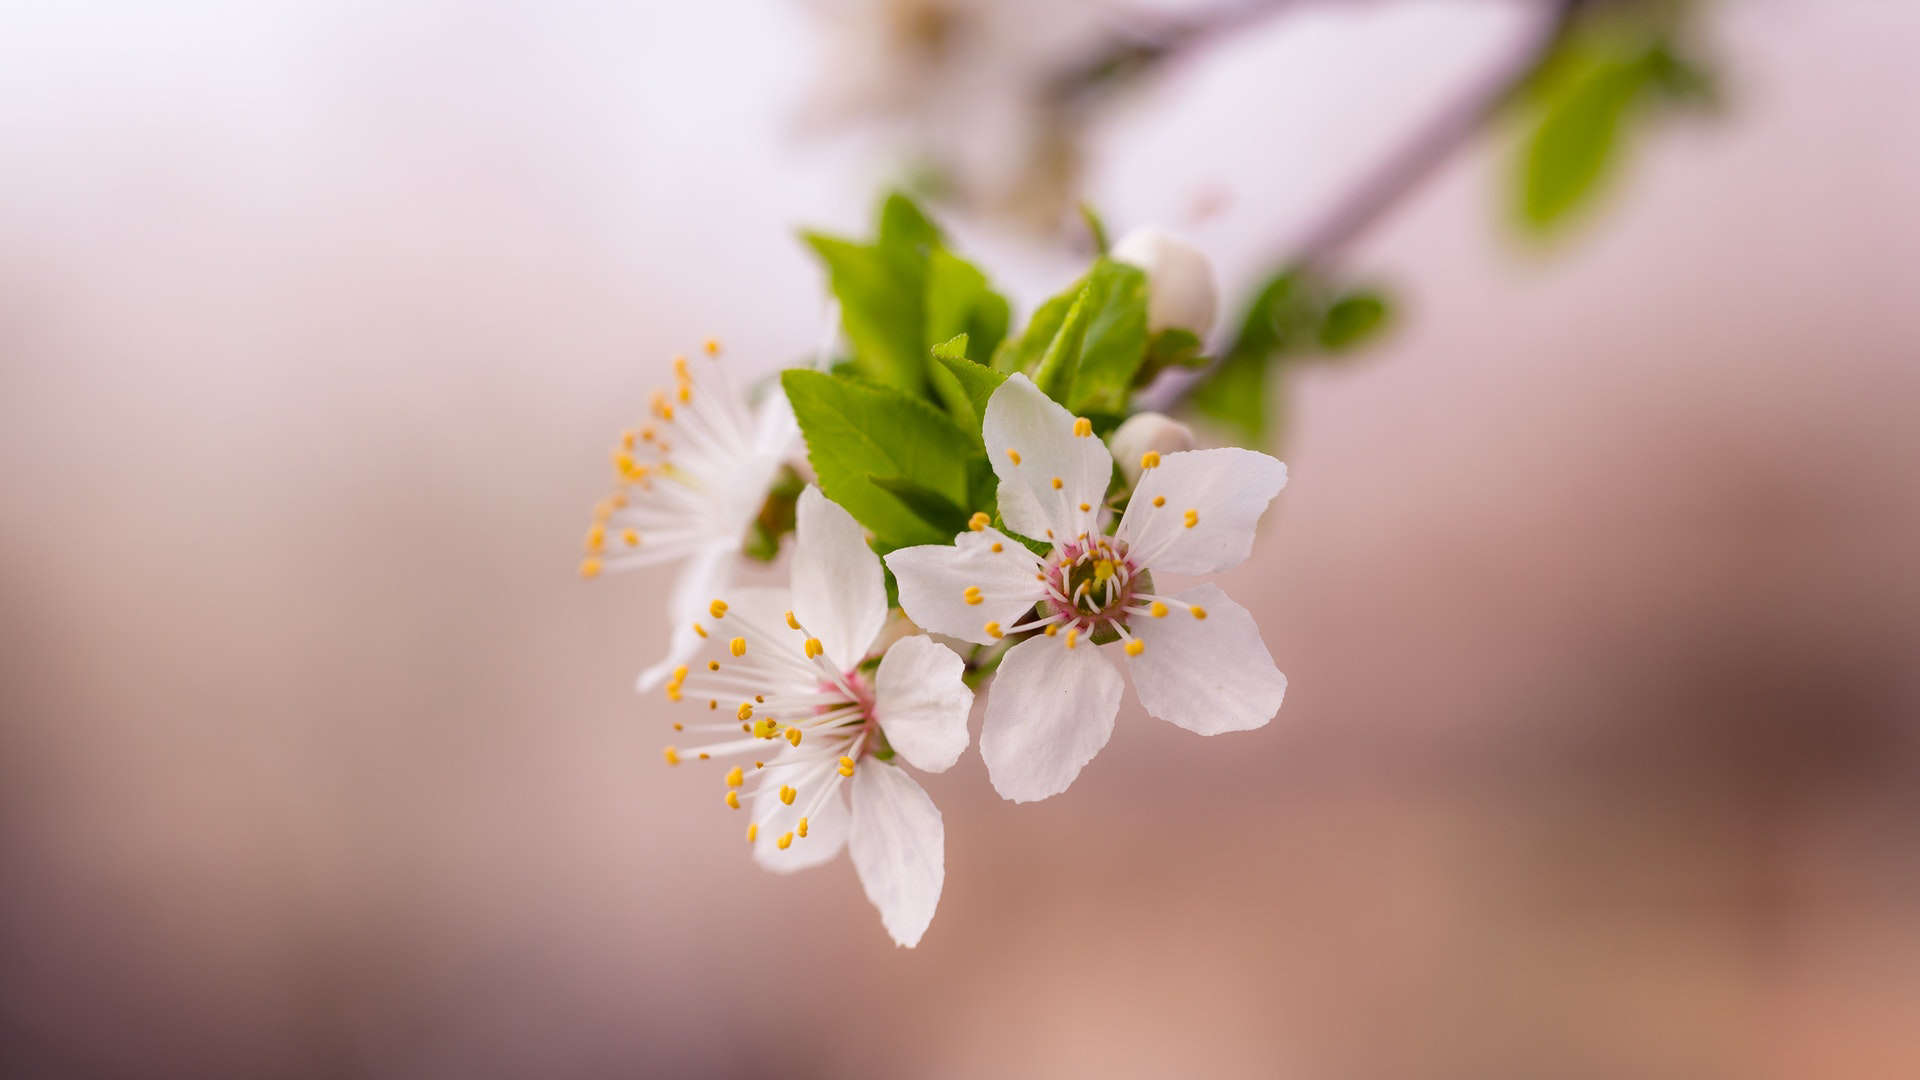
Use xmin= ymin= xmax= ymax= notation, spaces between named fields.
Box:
xmin=1110 ymin=227 xmax=1219 ymax=338
xmin=884 ymin=374 xmax=1287 ymax=803
xmin=659 ymin=485 xmax=972 ymax=947
xmin=1108 ymin=411 xmax=1195 ymax=485
xmin=579 ymin=341 xmax=798 ymax=691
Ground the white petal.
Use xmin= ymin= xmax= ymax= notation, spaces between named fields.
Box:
xmin=980 ymin=634 xmax=1123 ymax=803
xmin=751 ymin=383 xmax=799 ymax=458
xmin=1126 ymin=583 xmax=1285 ymax=735
xmin=1117 ymin=448 xmax=1287 ymax=576
xmin=848 ymin=762 xmax=944 ymax=948
xmin=884 ymin=528 xmax=1046 ymax=645
xmin=636 ymin=545 xmax=735 ymax=691
xmin=751 ymin=752 xmax=851 ymax=873
xmin=872 ymin=636 xmax=973 ymax=774
xmin=981 ymin=373 xmax=1113 ymax=543
xmin=792 ymin=486 xmax=888 ymax=671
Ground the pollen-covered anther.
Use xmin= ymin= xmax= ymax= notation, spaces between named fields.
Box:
xmin=746 ymin=823 xmax=758 ymax=843
xmin=990 ymin=542 xmax=1003 ymax=553
xmin=1150 ymin=601 xmax=1169 ymax=618
xmin=578 ymin=558 xmax=603 ymax=579
xmin=724 ymin=790 xmax=739 ymax=810
xmin=1125 ymin=639 xmax=1145 ymax=657
xmin=752 ymin=718 xmax=779 ymax=739
xmin=662 ymin=746 xmax=680 ymax=766
xmin=1184 ymin=509 xmax=1199 ymax=528
xmin=962 ymin=585 xmax=984 ymax=606
xmin=725 ymin=766 xmax=744 ymax=788
xmin=984 ymin=621 xmax=1003 ymax=639
xmin=1190 ymin=605 xmax=1208 ymax=620
xmin=622 ymin=528 xmax=639 ymax=547
xmin=585 ymin=524 xmax=606 ymax=552
xmin=777 ymin=831 xmax=794 ymax=850
xmin=1073 ymin=417 xmax=1093 ymax=438
xmin=797 ymin=817 xmax=809 ymax=839
xmin=1006 ymin=448 xmax=1022 ymax=465
xmin=968 ymin=511 xmax=991 ymax=532
xmin=1140 ymin=451 xmax=1161 ymax=470
xmin=1065 ymin=628 xmax=1079 ymax=650
xmin=736 ymin=702 xmax=754 ymax=721
xmin=707 ymin=660 xmax=720 ymax=672
xmin=703 ymin=338 xmax=722 ymax=356
xmin=803 ymin=637 xmax=824 ymax=659
xmin=784 ymin=610 xmax=800 ymax=630
xmin=729 ymin=637 xmax=747 ymax=657
xmin=1050 ymin=476 xmax=1063 ymax=490
xmin=692 ymin=622 xmax=708 ymax=639
xmin=836 ymin=755 xmax=856 ymax=777
xmin=1078 ymin=502 xmax=1091 ymax=512
xmin=1152 ymin=495 xmax=1166 ymax=507
xmin=786 ymin=728 xmax=802 ymax=747
xmin=709 ymin=600 xmax=729 ymax=619
xmin=779 ymin=784 xmax=796 ymax=806
xmin=672 ymin=355 xmax=690 ymax=379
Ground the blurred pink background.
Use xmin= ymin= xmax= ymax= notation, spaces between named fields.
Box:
xmin=3 ymin=1 xmax=1917 ymax=1077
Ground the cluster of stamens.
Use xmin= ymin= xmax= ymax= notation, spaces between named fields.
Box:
xmin=661 ymin=597 xmax=879 ymax=850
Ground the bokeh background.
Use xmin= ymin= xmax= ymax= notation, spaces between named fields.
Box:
xmin=4 ymin=1 xmax=1918 ymax=1077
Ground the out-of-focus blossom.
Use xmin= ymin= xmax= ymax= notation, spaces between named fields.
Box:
xmin=1109 ymin=411 xmax=1196 ymax=484
xmin=885 ymin=374 xmax=1288 ymax=803
xmin=1111 ymin=226 xmax=1219 ymax=338
xmin=661 ymin=487 xmax=972 ymax=947
xmin=579 ymin=343 xmax=798 ymax=691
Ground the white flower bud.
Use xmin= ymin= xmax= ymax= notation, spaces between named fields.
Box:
xmin=1110 ymin=412 xmax=1196 ymax=484
xmin=1110 ymin=227 xmax=1218 ymax=338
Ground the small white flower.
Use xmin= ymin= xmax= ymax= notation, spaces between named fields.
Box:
xmin=884 ymin=374 xmax=1287 ymax=803
xmin=579 ymin=341 xmax=798 ymax=691
xmin=659 ymin=486 xmax=973 ymax=947
xmin=1108 ymin=412 xmax=1195 ymax=485
xmin=1110 ymin=227 xmax=1219 ymax=338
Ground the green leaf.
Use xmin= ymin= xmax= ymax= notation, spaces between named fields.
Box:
xmin=1516 ymin=40 xmax=1661 ymax=233
xmin=780 ymin=369 xmax=977 ymax=547
xmin=1318 ymin=290 xmax=1393 ymax=351
xmin=1078 ymin=201 xmax=1111 ymax=254
xmin=802 ymin=232 xmax=927 ymax=395
xmin=994 ymin=274 xmax=1084 ymax=375
xmin=924 ymin=250 xmax=1011 ymax=426
xmin=931 ymin=335 xmax=1008 ymax=443
xmin=868 ymin=475 xmax=972 ymax=538
xmin=1189 ymin=272 xmax=1314 ymax=444
xmin=879 ymin=190 xmax=943 ymax=254
xmin=1066 ymin=260 xmax=1150 ymax=415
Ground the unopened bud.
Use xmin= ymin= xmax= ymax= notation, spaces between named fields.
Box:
xmin=1111 ymin=412 xmax=1195 ymax=483
xmin=1110 ymin=227 xmax=1217 ymax=338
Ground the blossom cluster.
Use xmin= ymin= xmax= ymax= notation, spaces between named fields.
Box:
xmin=579 ymin=198 xmax=1288 ymax=947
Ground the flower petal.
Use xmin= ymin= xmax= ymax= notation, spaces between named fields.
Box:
xmin=792 ymin=486 xmax=888 ymax=670
xmin=884 ymin=528 xmax=1046 ymax=645
xmin=982 ymin=373 xmax=1113 ymax=543
xmin=872 ymin=635 xmax=973 ymax=773
xmin=1125 ymin=583 xmax=1285 ymax=735
xmin=637 ymin=545 xmax=735 ymax=691
xmin=980 ymin=634 xmax=1123 ymax=802
xmin=848 ymin=762 xmax=944 ymax=947
xmin=751 ymin=751 xmax=851 ymax=873
xmin=1117 ymin=448 xmax=1287 ymax=576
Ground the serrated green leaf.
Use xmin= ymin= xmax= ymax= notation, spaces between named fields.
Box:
xmin=780 ymin=369 xmax=976 ymax=547
xmin=931 ymin=336 xmax=1007 ymax=443
xmin=868 ymin=475 xmax=972 ymax=537
xmin=924 ymin=250 xmax=1010 ymax=426
xmin=1032 ymin=284 xmax=1093 ymax=404
xmin=1318 ymin=291 xmax=1392 ymax=351
xmin=1066 ymin=260 xmax=1150 ymax=414
xmin=802 ymin=232 xmax=927 ymax=395
xmin=878 ymin=190 xmax=942 ymax=253
xmin=994 ymin=274 xmax=1085 ymax=374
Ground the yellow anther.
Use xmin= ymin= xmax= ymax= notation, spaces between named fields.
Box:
xmin=777 ymin=831 xmax=793 ymax=850
xmin=746 ymin=823 xmax=759 ymax=843
xmin=692 ymin=622 xmax=708 ymax=638
xmin=622 ymin=528 xmax=639 ymax=547
xmin=673 ymin=355 xmax=689 ymax=379
xmin=708 ymin=700 xmax=718 ymax=710
xmin=585 ymin=524 xmax=606 ymax=552
xmin=836 ymin=755 xmax=856 ymax=777
xmin=968 ymin=511 xmax=991 ymax=531
xmin=804 ymin=637 xmax=823 ymax=659
xmin=1065 ymin=629 xmax=1079 ymax=650
xmin=670 ymin=664 xmax=688 ymax=684
xmin=963 ymin=586 xmax=983 ymax=606
xmin=753 ymin=719 xmax=778 ymax=739
xmin=785 ymin=610 xmax=800 ymax=630
xmin=990 ymin=542 xmax=1003 ymax=553
xmin=698 ymin=752 xmax=709 ymax=760
xmin=707 ymin=660 xmax=720 ymax=672
xmin=797 ymin=817 xmax=809 ymax=838
xmin=613 ymin=449 xmax=637 ymax=474
xmin=724 ymin=790 xmax=739 ymax=810
xmin=1190 ymin=605 xmax=1208 ymax=620
xmin=704 ymin=338 xmax=721 ymax=356
xmin=736 ymin=702 xmax=754 ymax=721
xmin=709 ymin=599 xmax=728 ymax=619
xmin=638 ymin=427 xmax=655 ymax=443
xmin=1050 ymin=476 xmax=1063 ymax=490
xmin=620 ymin=429 xmax=638 ymax=450
xmin=1093 ymin=560 xmax=1115 ymax=584
xmin=1150 ymin=601 xmax=1169 ymax=618
xmin=779 ymin=784 xmax=796 ymax=806
xmin=1006 ymin=448 xmax=1022 ymax=465
xmin=578 ymin=557 xmax=603 ymax=579
xmin=786 ymin=727 xmax=802 ymax=747
xmin=1079 ymin=502 xmax=1091 ymax=512
xmin=725 ymin=766 xmax=744 ymax=788
xmin=1044 ymin=624 xmax=1059 ymax=636
xmin=1152 ymin=495 xmax=1166 ymax=507
xmin=729 ymin=637 xmax=747 ymax=657
xmin=1184 ymin=508 xmax=1199 ymax=528
xmin=662 ymin=746 xmax=680 ymax=766
xmin=672 ymin=721 xmax=684 ymax=731
xmin=1125 ymin=639 xmax=1145 ymax=657
xmin=1140 ymin=451 xmax=1161 ymax=470
xmin=984 ymin=621 xmax=1003 ymax=639
xmin=676 ymin=382 xmax=691 ymax=404
xmin=665 ymin=685 xmax=682 ymax=702
xmin=1073 ymin=417 xmax=1093 ymax=438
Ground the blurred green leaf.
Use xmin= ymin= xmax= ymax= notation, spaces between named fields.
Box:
xmin=878 ymin=190 xmax=943 ymax=253
xmin=994 ymin=273 xmax=1084 ymax=375
xmin=1078 ymin=202 xmax=1111 ymax=255
xmin=868 ymin=475 xmax=972 ymax=538
xmin=1189 ymin=272 xmax=1315 ymax=443
xmin=1135 ymin=327 xmax=1206 ymax=386
xmin=1515 ymin=27 xmax=1675 ymax=234
xmin=1318 ymin=290 xmax=1393 ymax=352
xmin=802 ymin=232 xmax=928 ymax=394
xmin=780 ymin=369 xmax=976 ymax=547
xmin=1066 ymin=260 xmax=1150 ymax=416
